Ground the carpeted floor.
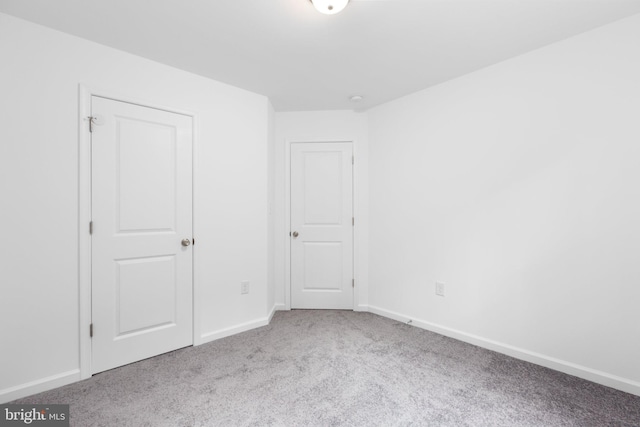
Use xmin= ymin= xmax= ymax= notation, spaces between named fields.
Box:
xmin=13 ymin=310 xmax=640 ymax=426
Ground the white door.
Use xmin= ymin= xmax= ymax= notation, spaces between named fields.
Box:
xmin=290 ymin=142 xmax=354 ymax=309
xmin=91 ymin=96 xmax=193 ymax=374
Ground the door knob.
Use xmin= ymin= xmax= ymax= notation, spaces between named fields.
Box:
xmin=181 ymin=238 xmax=192 ymax=247
xmin=292 ymin=231 xmax=299 ymax=238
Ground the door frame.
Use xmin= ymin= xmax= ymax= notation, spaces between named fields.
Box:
xmin=78 ymin=84 xmax=200 ymax=379
xmin=284 ymin=139 xmax=359 ymax=310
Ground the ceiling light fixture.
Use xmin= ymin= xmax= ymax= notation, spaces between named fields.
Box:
xmin=310 ymin=0 xmax=349 ymax=15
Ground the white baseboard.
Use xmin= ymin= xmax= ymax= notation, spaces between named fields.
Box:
xmin=365 ymin=305 xmax=640 ymax=397
xmin=199 ymin=317 xmax=270 ymax=345
xmin=0 ymin=369 xmax=81 ymax=404
xmin=270 ymin=304 xmax=286 ymax=321
xmin=199 ymin=303 xmax=288 ymax=345
xmin=354 ymin=304 xmax=369 ymax=312
xmin=268 ymin=305 xmax=277 ymax=323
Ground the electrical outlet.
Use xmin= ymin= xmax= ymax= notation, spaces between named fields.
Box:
xmin=435 ymin=281 xmax=445 ymax=297
xmin=241 ymin=281 xmax=250 ymax=295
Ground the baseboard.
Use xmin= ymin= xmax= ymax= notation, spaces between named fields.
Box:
xmin=268 ymin=305 xmax=277 ymax=323
xmin=199 ymin=317 xmax=271 ymax=345
xmin=200 ymin=303 xmax=288 ymax=345
xmin=0 ymin=369 xmax=81 ymax=404
xmin=270 ymin=304 xmax=286 ymax=321
xmin=365 ymin=305 xmax=640 ymax=397
xmin=354 ymin=304 xmax=369 ymax=312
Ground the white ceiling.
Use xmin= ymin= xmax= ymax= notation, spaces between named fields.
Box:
xmin=1 ymin=0 xmax=640 ymax=111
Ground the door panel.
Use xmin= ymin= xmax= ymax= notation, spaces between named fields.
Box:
xmin=303 ymin=151 xmax=343 ymax=224
xmin=303 ymin=242 xmax=343 ymax=290
xmin=116 ymin=119 xmax=177 ymax=233
xmin=291 ymin=142 xmax=353 ymax=309
xmin=115 ymin=255 xmax=176 ymax=336
xmin=91 ymin=96 xmax=193 ymax=374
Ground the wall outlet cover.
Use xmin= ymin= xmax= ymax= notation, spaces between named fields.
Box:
xmin=435 ymin=281 xmax=445 ymax=297
xmin=241 ymin=281 xmax=250 ymax=294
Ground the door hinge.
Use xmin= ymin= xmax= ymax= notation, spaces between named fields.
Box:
xmin=352 ymin=217 xmax=354 ymax=226
xmin=352 ymin=279 xmax=355 ymax=288
xmin=89 ymin=221 xmax=93 ymax=235
xmin=89 ymin=323 xmax=93 ymax=338
xmin=352 ymin=155 xmax=354 ymax=165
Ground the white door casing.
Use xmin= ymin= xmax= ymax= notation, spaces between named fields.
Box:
xmin=91 ymin=96 xmax=193 ymax=374
xmin=290 ymin=142 xmax=354 ymax=309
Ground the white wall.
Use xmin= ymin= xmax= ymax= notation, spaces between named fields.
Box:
xmin=274 ymin=111 xmax=369 ymax=309
xmin=0 ymin=13 xmax=269 ymax=401
xmin=267 ymin=102 xmax=276 ymax=316
xmin=367 ymin=14 xmax=640 ymax=394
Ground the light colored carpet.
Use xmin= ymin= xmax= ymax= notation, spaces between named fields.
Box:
xmin=14 ymin=310 xmax=640 ymax=426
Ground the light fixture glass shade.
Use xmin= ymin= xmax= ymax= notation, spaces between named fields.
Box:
xmin=311 ymin=0 xmax=349 ymax=15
